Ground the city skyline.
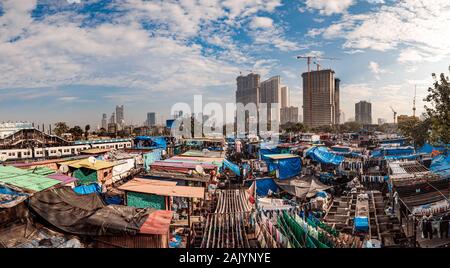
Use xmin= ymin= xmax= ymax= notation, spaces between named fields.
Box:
xmin=1 ymin=0 xmax=449 ymax=126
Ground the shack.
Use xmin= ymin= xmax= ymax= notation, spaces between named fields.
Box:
xmin=61 ymin=158 xmax=116 ymax=186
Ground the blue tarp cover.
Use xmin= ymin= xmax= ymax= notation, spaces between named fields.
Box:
xmin=223 ymin=159 xmax=241 ymax=176
xmin=306 ymin=146 xmax=344 ymax=165
xmin=73 ymin=183 xmax=101 ymax=195
xmin=372 ymin=147 xmax=415 ymax=159
xmin=134 ymin=136 xmax=167 ymax=150
xmin=263 ymin=155 xmax=301 ymax=180
xmin=0 ymin=185 xmax=28 ymax=205
xmin=354 ymin=217 xmax=369 ymax=232
xmin=256 ymin=178 xmax=279 ymax=197
xmin=430 ymin=154 xmax=450 ymax=179
xmin=384 ymin=154 xmax=418 ymax=161
xmin=417 ymin=143 xmax=449 ymax=154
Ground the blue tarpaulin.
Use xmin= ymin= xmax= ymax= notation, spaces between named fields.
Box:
xmin=417 ymin=143 xmax=449 ymax=154
xmin=384 ymin=154 xmax=418 ymax=161
xmin=354 ymin=217 xmax=369 ymax=232
xmin=372 ymin=147 xmax=416 ymax=159
xmin=0 ymin=185 xmax=28 ymax=205
xmin=384 ymin=147 xmax=414 ymax=156
xmin=73 ymin=183 xmax=101 ymax=195
xmin=430 ymin=154 xmax=450 ymax=179
xmin=134 ymin=136 xmax=167 ymax=150
xmin=223 ymin=159 xmax=241 ymax=176
xmin=255 ymin=178 xmax=279 ymax=197
xmin=263 ymin=154 xmax=301 ymax=180
xmin=306 ymin=146 xmax=344 ymax=166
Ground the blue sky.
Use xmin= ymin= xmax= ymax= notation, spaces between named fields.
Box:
xmin=1 ymin=0 xmax=449 ymax=128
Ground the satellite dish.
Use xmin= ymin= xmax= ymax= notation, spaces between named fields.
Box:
xmin=59 ymin=164 xmax=69 ymax=173
xmin=0 ymin=155 xmax=7 ymax=162
xmin=195 ymin=165 xmax=205 ymax=175
xmin=88 ymin=156 xmax=97 ymax=165
xmin=56 ymin=151 xmax=62 ymax=157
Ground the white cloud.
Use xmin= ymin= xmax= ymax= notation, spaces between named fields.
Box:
xmin=368 ymin=61 xmax=388 ymax=79
xmin=309 ymin=0 xmax=450 ymax=64
xmin=0 ymin=0 xmax=297 ymax=96
xmin=250 ymin=16 xmax=274 ymax=29
xmin=305 ymin=0 xmax=355 ymax=16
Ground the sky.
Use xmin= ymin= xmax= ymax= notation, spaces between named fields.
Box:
xmin=1 ymin=0 xmax=449 ymax=128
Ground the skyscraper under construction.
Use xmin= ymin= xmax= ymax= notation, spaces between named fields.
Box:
xmin=302 ymin=69 xmax=340 ymax=128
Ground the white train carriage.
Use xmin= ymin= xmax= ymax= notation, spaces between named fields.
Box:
xmin=0 ymin=140 xmax=132 ymax=161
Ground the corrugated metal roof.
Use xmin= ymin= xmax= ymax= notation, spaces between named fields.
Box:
xmin=140 ymin=210 xmax=173 ymax=235
xmin=81 ymin=148 xmax=112 ymax=154
xmin=47 ymin=173 xmax=77 ymax=185
xmin=0 ymin=166 xmax=61 ymax=192
xmin=119 ymin=179 xmax=205 ymax=199
xmin=63 ymin=158 xmax=116 ymax=170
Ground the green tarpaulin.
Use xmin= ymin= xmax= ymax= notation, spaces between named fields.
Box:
xmin=73 ymin=168 xmax=98 ymax=185
xmin=0 ymin=166 xmax=60 ymax=192
xmin=126 ymin=192 xmax=166 ymax=209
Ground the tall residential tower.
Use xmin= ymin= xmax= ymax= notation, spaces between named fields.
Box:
xmin=302 ymin=69 xmax=340 ymax=128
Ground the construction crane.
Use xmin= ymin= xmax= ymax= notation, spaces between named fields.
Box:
xmin=413 ymin=85 xmax=417 ymax=118
xmin=296 ymin=55 xmax=340 ymax=125
xmin=239 ymin=69 xmax=255 ymax=76
xmin=390 ymin=106 xmax=397 ymax=124
xmin=313 ymin=61 xmax=321 ymax=71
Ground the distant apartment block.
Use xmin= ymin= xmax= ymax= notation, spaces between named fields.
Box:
xmin=281 ymin=106 xmax=299 ymax=125
xmin=147 ymin=112 xmax=156 ymax=127
xmin=355 ymin=101 xmax=372 ymax=125
xmin=116 ymin=105 xmax=124 ymax=129
xmin=101 ymin=113 xmax=107 ymax=129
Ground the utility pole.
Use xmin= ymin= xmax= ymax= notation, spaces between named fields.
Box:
xmin=413 ymin=85 xmax=417 ymax=118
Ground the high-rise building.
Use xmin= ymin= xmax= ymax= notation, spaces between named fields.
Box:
xmin=302 ymin=69 xmax=340 ymax=128
xmin=281 ymin=86 xmax=290 ymax=108
xmin=147 ymin=112 xmax=156 ymax=127
xmin=107 ymin=122 xmax=117 ymax=134
xmin=109 ymin=112 xmax=115 ymax=124
xmin=116 ymin=105 xmax=124 ymax=129
xmin=281 ymin=106 xmax=299 ymax=125
xmin=236 ymin=73 xmax=261 ymax=132
xmin=355 ymin=101 xmax=372 ymax=125
xmin=236 ymin=73 xmax=260 ymax=107
xmin=101 ymin=113 xmax=107 ymax=130
xmin=260 ymin=76 xmax=283 ymax=123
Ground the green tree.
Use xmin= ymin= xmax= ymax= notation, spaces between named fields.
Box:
xmin=340 ymin=121 xmax=362 ymax=133
xmin=69 ymin=126 xmax=84 ymax=140
xmin=424 ymin=69 xmax=450 ymax=145
xmin=398 ymin=116 xmax=431 ymax=148
xmin=54 ymin=122 xmax=69 ymax=137
xmin=312 ymin=125 xmax=333 ymax=133
xmin=84 ymin=124 xmax=90 ymax=139
xmin=98 ymin=127 xmax=107 ymax=135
